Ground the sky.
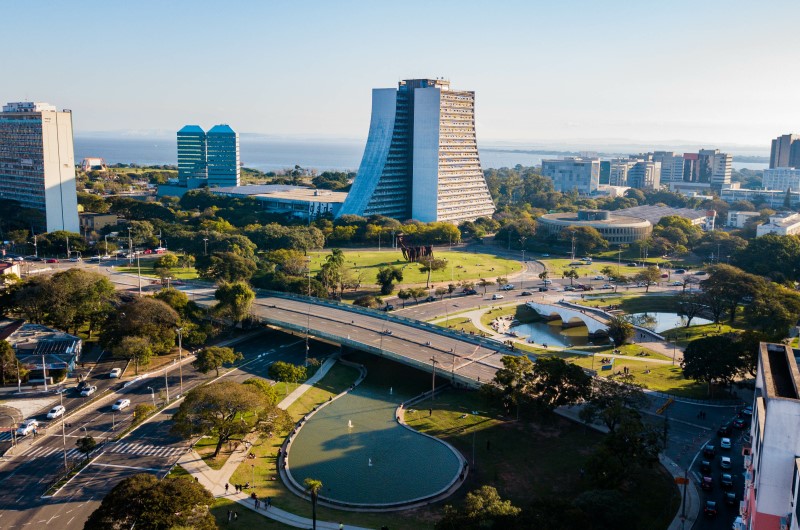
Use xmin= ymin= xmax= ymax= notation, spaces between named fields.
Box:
xmin=2 ymin=0 xmax=799 ymax=152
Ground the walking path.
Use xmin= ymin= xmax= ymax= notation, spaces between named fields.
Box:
xmin=177 ymin=356 xmax=371 ymax=529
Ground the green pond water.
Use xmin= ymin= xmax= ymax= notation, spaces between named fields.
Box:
xmin=286 ymin=357 xmax=462 ymax=506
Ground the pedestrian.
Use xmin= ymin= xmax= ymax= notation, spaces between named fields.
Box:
xmin=227 ymin=509 xmax=232 ymax=522
xmin=267 ymin=496 xmax=271 ymax=509
xmin=225 ymin=483 xmax=229 ymax=494
xmin=429 ymin=408 xmax=432 ymax=417
xmin=339 ymin=523 xmax=344 ymax=530
xmin=233 ymin=511 xmax=238 ymax=521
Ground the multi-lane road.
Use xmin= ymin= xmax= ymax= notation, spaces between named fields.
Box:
xmin=0 ymin=331 xmax=328 ymax=529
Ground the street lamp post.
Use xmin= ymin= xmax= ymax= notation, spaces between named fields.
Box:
xmin=175 ymin=327 xmax=184 ymax=396
xmin=60 ymin=391 xmax=68 ymax=469
xmin=430 ymin=356 xmax=439 ymax=400
xmin=164 ymin=363 xmax=170 ymax=404
xmin=203 ymin=238 xmax=209 ymax=256
xmin=147 ymin=386 xmax=156 ymax=408
xmin=41 ymin=354 xmax=48 ymax=392
xmin=136 ymin=253 xmax=142 ymax=295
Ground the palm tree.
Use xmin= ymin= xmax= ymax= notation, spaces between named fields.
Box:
xmin=304 ymin=478 xmax=323 ymax=530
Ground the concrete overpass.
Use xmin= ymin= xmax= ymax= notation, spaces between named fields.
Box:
xmin=525 ymin=301 xmax=609 ymax=334
xmin=106 ymin=272 xmax=515 ymax=388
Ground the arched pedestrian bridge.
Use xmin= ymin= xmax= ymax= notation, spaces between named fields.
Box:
xmin=525 ymin=301 xmax=609 ymax=334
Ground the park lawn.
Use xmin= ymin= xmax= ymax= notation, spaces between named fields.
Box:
xmin=577 ymin=293 xmax=680 ymax=313
xmin=581 ymin=343 xmax=673 ymax=362
xmin=436 ymin=316 xmax=483 ymax=335
xmin=165 ymin=464 xmax=191 ymax=478
xmin=479 ymin=303 xmax=538 ymax=328
xmin=115 ymin=263 xmax=199 ymax=280
xmin=406 ymin=389 xmax=679 ymax=530
xmin=210 ymin=497 xmax=284 ymax=527
xmin=539 ymin=258 xmax=641 ymax=280
xmin=307 ymin=249 xmax=522 ymax=287
xmin=662 ymin=322 xmax=745 ymax=348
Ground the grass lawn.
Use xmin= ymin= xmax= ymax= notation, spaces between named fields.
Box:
xmin=576 ymin=293 xmax=680 ymax=313
xmin=435 ymin=316 xmax=483 ymax=335
xmin=539 ymin=258 xmax=642 ymax=280
xmin=661 ymin=322 xmax=745 ymax=348
xmin=115 ymin=262 xmax=199 ymax=280
xmin=210 ymin=497 xmax=284 ymax=527
xmin=308 ymin=249 xmax=522 ymax=287
xmin=406 ymin=388 xmax=680 ymax=529
xmin=581 ymin=343 xmax=673 ymax=362
xmin=479 ymin=303 xmax=538 ymax=328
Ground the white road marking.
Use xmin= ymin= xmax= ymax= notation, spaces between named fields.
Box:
xmin=89 ymin=463 xmax=162 ymax=472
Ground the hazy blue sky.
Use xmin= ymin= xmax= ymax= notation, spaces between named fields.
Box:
xmin=3 ymin=0 xmax=798 ymax=150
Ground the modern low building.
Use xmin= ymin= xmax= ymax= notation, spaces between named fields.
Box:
xmin=338 ymin=78 xmax=495 ymax=224
xmin=721 ymin=187 xmax=800 ymax=209
xmin=756 ymin=212 xmax=800 ymax=237
xmin=537 ymin=209 xmax=652 ymax=245
xmin=763 ymin=168 xmax=800 ymax=192
xmin=541 ymin=157 xmax=600 ymax=194
xmin=615 ymin=205 xmax=713 ymax=229
xmin=0 ymin=319 xmax=82 ymax=379
xmin=727 ymin=210 xmax=761 ymax=228
xmin=80 ymin=157 xmax=106 ymax=172
xmin=742 ymin=342 xmax=800 ymax=530
xmin=210 ymin=184 xmax=347 ymax=221
xmin=0 ymin=102 xmax=80 ymax=233
xmin=79 ymin=212 xmax=118 ymax=233
xmin=769 ymin=134 xmax=800 ymax=169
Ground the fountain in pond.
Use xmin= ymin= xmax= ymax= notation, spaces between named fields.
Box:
xmin=368 ymin=458 xmax=372 ymax=467
xmin=389 ymin=387 xmax=393 ymax=395
xmin=348 ymin=420 xmax=353 ymax=429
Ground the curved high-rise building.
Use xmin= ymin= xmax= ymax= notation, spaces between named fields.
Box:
xmin=339 ymin=79 xmax=495 ymax=224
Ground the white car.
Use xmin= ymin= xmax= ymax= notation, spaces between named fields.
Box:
xmin=720 ymin=437 xmax=732 ymax=450
xmin=46 ymin=405 xmax=66 ymax=419
xmin=16 ymin=419 xmax=39 ymax=436
xmin=109 ymin=368 xmax=122 ymax=378
xmin=111 ymin=398 xmax=130 ymax=411
xmin=542 ymin=279 xmax=552 ymax=285
xmin=80 ymin=385 xmax=97 ymax=397
xmin=593 ymin=275 xmax=604 ymax=280
xmin=492 ymin=294 xmax=504 ymax=300
xmin=720 ymin=456 xmax=732 ymax=469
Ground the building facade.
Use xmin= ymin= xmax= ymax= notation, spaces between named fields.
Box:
xmin=210 ymin=184 xmax=347 ymax=221
xmin=770 ymin=134 xmax=800 ymax=169
xmin=206 ymin=124 xmax=240 ymax=188
xmin=651 ymin=151 xmax=685 ymax=185
xmin=742 ymin=342 xmax=800 ymax=530
xmin=727 ymin=210 xmax=761 ymax=228
xmin=0 ymin=102 xmax=80 ymax=233
xmin=721 ymin=188 xmax=800 ymax=209
xmin=756 ymin=212 xmax=800 ymax=237
xmin=537 ymin=209 xmax=652 ymax=245
xmin=541 ymin=157 xmax=600 ymax=194
xmin=763 ymin=168 xmax=800 ymax=191
xmin=177 ymin=125 xmax=207 ymax=184
xmin=627 ymin=160 xmax=661 ymax=190
xmin=338 ymin=79 xmax=495 ymax=224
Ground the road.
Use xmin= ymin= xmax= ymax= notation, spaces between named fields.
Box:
xmin=0 ymin=331 xmax=331 ymax=529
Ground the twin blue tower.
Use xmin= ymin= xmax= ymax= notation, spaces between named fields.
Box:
xmin=177 ymin=124 xmax=240 ymax=187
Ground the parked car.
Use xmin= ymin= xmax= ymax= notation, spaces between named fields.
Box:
xmin=704 ymin=500 xmax=717 ymax=516
xmin=16 ymin=419 xmax=39 ymax=436
xmin=109 ymin=368 xmax=122 ymax=378
xmin=627 ymin=262 xmax=638 ymax=267
xmin=563 ymin=286 xmax=575 ymax=291
xmin=733 ymin=417 xmax=747 ymax=429
xmin=721 ymin=473 xmax=733 ymax=489
xmin=492 ymin=294 xmax=504 ymax=300
xmin=80 ymin=385 xmax=97 ymax=397
xmin=700 ymin=460 xmax=712 ymax=473
xmin=694 ymin=270 xmax=707 ymax=276
xmin=670 ymin=281 xmax=683 ymax=286
xmin=382 ymin=304 xmax=394 ymax=312
xmin=703 ymin=444 xmax=717 ymax=457
xmin=463 ymin=289 xmax=478 ymax=295
xmin=660 ymin=273 xmax=669 ymax=278
xmin=593 ymin=275 xmax=604 ymax=280
xmin=542 ymin=279 xmax=552 ymax=285
xmin=423 ymin=296 xmax=436 ymax=302
xmin=720 ymin=456 xmax=732 ymax=469
xmin=501 ymin=284 xmax=514 ymax=291
xmin=718 ymin=423 xmax=732 ymax=436
xmin=674 ymin=269 xmax=686 ymax=274
xmin=601 ymin=284 xmax=613 ymax=289
xmin=538 ymin=287 xmax=549 ymax=292
xmin=46 ymin=405 xmax=66 ymax=419
xmin=720 ymin=437 xmax=732 ymax=450
xmin=45 ymin=258 xmax=59 ymax=263
xmin=725 ymin=492 xmax=737 ymax=506
xmin=520 ymin=291 xmax=533 ymax=296
xmin=701 ymin=476 xmax=713 ymax=490
xmin=740 ymin=406 xmax=753 ymax=417
xmin=112 ymin=399 xmax=131 ymax=411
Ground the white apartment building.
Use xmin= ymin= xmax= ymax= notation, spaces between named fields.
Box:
xmin=607 ymin=158 xmax=636 ymax=187
xmin=338 ymin=78 xmax=495 ymax=224
xmin=743 ymin=342 xmax=800 ymax=530
xmin=652 ymin=151 xmax=685 ymax=185
xmin=627 ymin=160 xmax=661 ymax=189
xmin=541 ymin=157 xmax=600 ymax=194
xmin=756 ymin=212 xmax=800 ymax=237
xmin=727 ymin=211 xmax=761 ymax=228
xmin=0 ymin=102 xmax=79 ymax=233
xmin=763 ymin=168 xmax=800 ymax=191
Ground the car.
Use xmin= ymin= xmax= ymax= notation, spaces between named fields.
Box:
xmin=627 ymin=262 xmax=638 ymax=267
xmin=381 ymin=329 xmax=393 ymax=335
xmin=463 ymin=289 xmax=478 ymax=295
xmin=703 ymin=444 xmax=717 ymax=457
xmin=521 ymin=291 xmax=533 ymax=296
xmin=694 ymin=270 xmax=707 ymax=276
xmin=109 ymin=367 xmax=122 ymax=378
xmin=541 ymin=253 xmax=550 ymax=257
xmin=112 ymin=398 xmax=131 ymax=411
xmin=701 ymin=476 xmax=713 ymax=490
xmin=721 ymin=473 xmax=733 ymax=489
xmin=674 ymin=269 xmax=686 ymax=274
xmin=593 ymin=275 xmax=604 ymax=280
xmin=660 ymin=273 xmax=669 ymax=278
xmin=538 ymin=287 xmax=549 ymax=292
xmin=720 ymin=437 xmax=732 ymax=449
xmin=733 ymin=417 xmax=747 ymax=429
xmin=68 ymin=257 xmax=82 ymax=262
xmin=45 ymin=258 xmax=59 ymax=263
xmin=740 ymin=406 xmax=753 ymax=417
xmin=381 ymin=304 xmax=394 ymax=311
xmin=718 ymin=423 xmax=732 ymax=436
xmin=542 ymin=279 xmax=552 ymax=284
xmin=16 ymin=419 xmax=39 ymax=436
xmin=725 ymin=492 xmax=737 ymax=506
xmin=80 ymin=385 xmax=97 ymax=397
xmin=423 ymin=296 xmax=436 ymax=302
xmin=601 ymin=284 xmax=613 ymax=289
xmin=704 ymin=500 xmax=718 ymax=516
xmin=46 ymin=405 xmax=66 ymax=419
xmin=492 ymin=294 xmax=504 ymax=300
xmin=76 ymin=380 xmax=90 ymax=392
xmin=720 ymin=456 xmax=732 ymax=469
xmin=501 ymin=284 xmax=515 ymax=291
xmin=24 ymin=255 xmax=41 ymax=261
xmin=670 ymin=281 xmax=683 ymax=286
xmin=699 ymin=460 xmax=712 ymax=473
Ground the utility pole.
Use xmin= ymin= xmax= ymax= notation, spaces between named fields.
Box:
xmin=128 ymin=227 xmax=133 ymax=265
xmin=41 ymin=354 xmax=48 ymax=392
xmin=430 ymin=356 xmax=439 ymax=400
xmin=60 ymin=391 xmax=67 ymax=469
xmin=32 ymin=234 xmax=37 ymax=258
xmin=136 ymin=253 xmax=142 ymax=295
xmin=176 ymin=327 xmax=184 ymax=396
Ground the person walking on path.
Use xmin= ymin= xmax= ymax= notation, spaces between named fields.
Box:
xmin=225 ymin=483 xmax=229 ymax=494
xmin=266 ymin=496 xmax=271 ymax=509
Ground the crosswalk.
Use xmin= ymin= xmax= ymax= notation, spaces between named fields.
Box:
xmin=107 ymin=441 xmax=186 ymax=458
xmin=17 ymin=445 xmax=82 ymax=459
xmin=0 ymin=432 xmax=14 ymax=442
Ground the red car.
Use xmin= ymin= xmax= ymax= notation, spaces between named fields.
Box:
xmin=45 ymin=258 xmax=59 ymax=263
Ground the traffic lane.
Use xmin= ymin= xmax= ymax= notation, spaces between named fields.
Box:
xmin=692 ymin=431 xmax=746 ymax=530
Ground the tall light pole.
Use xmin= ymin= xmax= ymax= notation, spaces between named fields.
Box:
xmin=60 ymin=391 xmax=68 ymax=469
xmin=41 ymin=354 xmax=48 ymax=392
xmin=519 ymin=235 xmax=527 ymax=290
xmin=164 ymin=363 xmax=170 ymax=404
xmin=127 ymin=227 xmax=133 ymax=265
xmin=305 ymin=257 xmax=311 ymax=367
xmin=430 ymin=356 xmax=439 ymax=400
xmin=136 ymin=253 xmax=142 ymax=295
xmin=203 ymin=238 xmax=209 ymax=256
xmin=147 ymin=386 xmax=156 ymax=408
xmin=175 ymin=327 xmax=184 ymax=396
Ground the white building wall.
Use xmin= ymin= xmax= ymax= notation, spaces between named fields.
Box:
xmin=411 ymin=87 xmax=441 ymax=222
xmin=763 ymin=168 xmax=800 ymax=191
xmin=756 ymin=398 xmax=800 ymax=518
xmin=42 ymin=110 xmax=79 ymax=233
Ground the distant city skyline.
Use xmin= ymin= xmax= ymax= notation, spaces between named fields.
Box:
xmin=4 ymin=1 xmax=797 ymax=150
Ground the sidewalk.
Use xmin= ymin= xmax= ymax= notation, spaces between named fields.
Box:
xmin=177 ymin=356 xmax=372 ymax=529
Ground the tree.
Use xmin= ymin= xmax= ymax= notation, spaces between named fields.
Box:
xmin=579 ymin=377 xmax=647 ymax=433
xmin=434 ymin=286 xmax=448 ymax=299
xmin=528 ymin=357 xmax=592 ymax=413
xmin=562 ymin=267 xmax=579 ymax=286
xmin=419 ymin=257 xmax=448 ymax=288
xmin=197 ymin=251 xmax=257 ymax=283
xmin=634 ymin=266 xmax=661 ymax=293
xmin=490 ymin=355 xmax=534 ymax=418
xmin=76 ymin=435 xmax=97 ymax=460
xmin=745 ymin=283 xmax=800 ymax=338
xmin=353 ymin=294 xmax=382 ymax=309
xmin=112 ymin=336 xmax=153 ymax=375
xmin=600 ymin=266 xmax=614 ymax=279
xmin=192 ymin=346 xmax=242 ymax=377
xmin=242 ymin=377 xmax=280 ymax=405
xmin=477 ymin=278 xmax=494 ymax=295
xmin=101 ymin=297 xmax=179 ymax=354
xmin=83 ymin=474 xmax=216 ymax=530
xmin=538 ymin=270 xmax=549 ymax=282
xmin=304 ymin=478 xmax=323 ymax=530
xmin=605 ymin=315 xmax=634 ymax=346
xmin=214 ymin=281 xmax=255 ymax=324
xmin=153 ymin=253 xmax=180 ymax=279
xmin=397 ymin=289 xmax=411 ymax=308
xmin=171 ymin=381 xmax=283 ymax=458
xmin=586 ymin=412 xmax=663 ymax=488
xmin=436 ymin=486 xmax=521 ymax=530
xmin=376 ymin=265 xmax=403 ymax=295
xmin=268 ymin=361 xmax=307 ymax=388
xmin=409 ymin=287 xmax=428 ymax=304
xmin=316 ymin=248 xmax=346 ymax=297
xmin=677 ymin=291 xmax=705 ymax=327
xmin=701 ymin=264 xmax=765 ymax=323
xmin=560 ymin=226 xmax=609 ymax=255
xmin=681 ymin=335 xmax=743 ymax=396
xmin=0 ymin=340 xmax=16 ymax=386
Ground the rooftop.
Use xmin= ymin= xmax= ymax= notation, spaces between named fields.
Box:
xmin=616 ymin=205 xmax=710 ymax=225
xmin=178 ymin=125 xmax=205 ymax=134
xmin=2 ymin=101 xmax=57 ymax=113
xmin=760 ymin=342 xmax=800 ymax=400
xmin=211 ymin=185 xmax=348 ymax=203
xmin=539 ymin=210 xmax=650 ymax=226
xmin=207 ymin=124 xmax=237 ymax=135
